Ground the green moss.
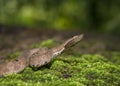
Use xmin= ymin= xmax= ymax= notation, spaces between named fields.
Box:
xmin=30 ymin=39 xmax=59 ymax=49
xmin=105 ymin=51 xmax=120 ymax=65
xmin=0 ymin=54 xmax=120 ymax=86
xmin=6 ymin=51 xmax=20 ymax=60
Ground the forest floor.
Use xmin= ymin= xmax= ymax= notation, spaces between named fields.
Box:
xmin=0 ymin=25 xmax=119 ymax=63
xmin=0 ymin=25 xmax=120 ymax=86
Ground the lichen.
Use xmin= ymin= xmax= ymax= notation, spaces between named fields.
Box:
xmin=0 ymin=54 xmax=120 ymax=86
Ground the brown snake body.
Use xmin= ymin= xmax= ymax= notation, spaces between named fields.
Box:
xmin=0 ymin=34 xmax=83 ymax=76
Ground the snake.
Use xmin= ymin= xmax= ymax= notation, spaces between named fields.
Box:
xmin=0 ymin=34 xmax=83 ymax=76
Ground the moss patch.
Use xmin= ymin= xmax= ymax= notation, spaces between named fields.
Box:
xmin=30 ymin=39 xmax=59 ymax=49
xmin=105 ymin=51 xmax=120 ymax=65
xmin=0 ymin=54 xmax=120 ymax=86
xmin=6 ymin=51 xmax=20 ymax=60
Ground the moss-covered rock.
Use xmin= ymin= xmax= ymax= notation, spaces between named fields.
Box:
xmin=0 ymin=54 xmax=120 ymax=86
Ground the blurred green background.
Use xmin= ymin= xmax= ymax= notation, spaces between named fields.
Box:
xmin=0 ymin=0 xmax=120 ymax=33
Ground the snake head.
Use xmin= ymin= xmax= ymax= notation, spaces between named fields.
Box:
xmin=63 ymin=34 xmax=84 ymax=48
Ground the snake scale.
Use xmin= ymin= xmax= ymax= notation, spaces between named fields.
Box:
xmin=0 ymin=34 xmax=83 ymax=76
